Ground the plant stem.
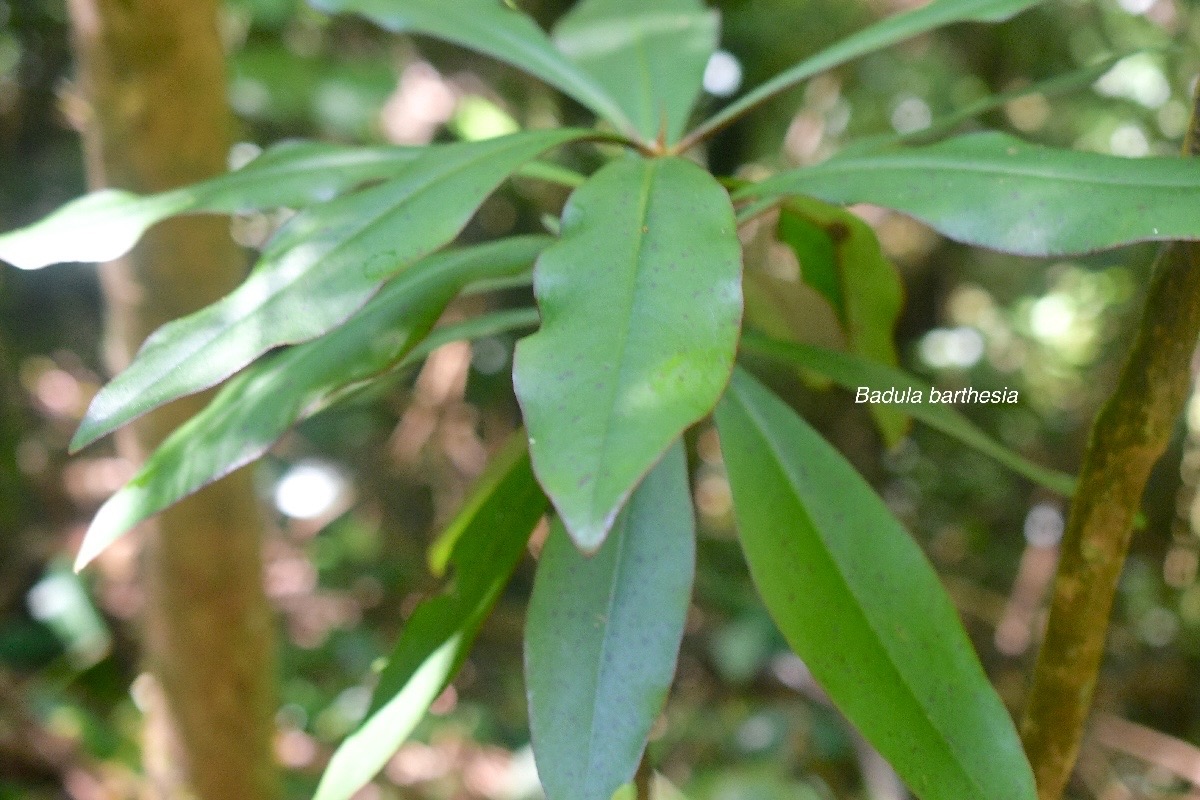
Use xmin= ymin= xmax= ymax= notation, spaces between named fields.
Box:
xmin=635 ymin=750 xmax=653 ymax=800
xmin=1019 ymin=82 xmax=1200 ymax=800
xmin=66 ymin=0 xmax=279 ymax=797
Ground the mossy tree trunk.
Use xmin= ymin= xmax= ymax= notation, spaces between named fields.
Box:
xmin=64 ymin=1 xmax=279 ymax=798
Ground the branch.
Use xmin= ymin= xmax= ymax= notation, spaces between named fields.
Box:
xmin=1019 ymin=82 xmax=1200 ymax=800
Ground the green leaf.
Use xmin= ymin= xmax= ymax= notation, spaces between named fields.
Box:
xmin=525 ymin=441 xmax=693 ymax=800
xmin=680 ymin=0 xmax=1043 ymax=148
xmin=735 ymin=131 xmax=1200 ymax=257
xmin=513 ymin=155 xmax=741 ymax=551
xmin=775 ymin=198 xmax=906 ymax=444
xmin=714 ymin=369 xmax=1037 ymax=800
xmin=0 ymin=141 xmax=420 ymax=270
xmin=71 ymin=128 xmax=588 ymax=452
xmin=315 ymin=434 xmax=547 ymax=800
xmin=74 ymin=237 xmax=547 ymax=570
xmin=308 ymin=0 xmax=635 ymax=137
xmin=739 ymin=332 xmax=1074 ymax=495
xmin=551 ymin=0 xmax=718 ymax=144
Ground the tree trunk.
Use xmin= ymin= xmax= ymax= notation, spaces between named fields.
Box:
xmin=64 ymin=2 xmax=279 ymax=798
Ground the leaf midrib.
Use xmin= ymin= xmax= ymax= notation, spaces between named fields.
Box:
xmin=585 ymin=160 xmax=658 ymax=536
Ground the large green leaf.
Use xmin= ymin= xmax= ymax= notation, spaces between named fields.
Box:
xmin=0 ymin=141 xmax=419 ymax=270
xmin=739 ymin=332 xmax=1074 ymax=495
xmin=315 ymin=435 xmax=547 ymax=800
xmin=714 ymin=369 xmax=1036 ymax=800
xmin=309 ymin=0 xmax=635 ymax=137
xmin=735 ymin=131 xmax=1200 ymax=257
xmin=513 ymin=155 xmax=741 ymax=551
xmin=679 ymin=0 xmax=1043 ymax=149
xmin=74 ymin=237 xmax=547 ymax=570
xmin=71 ymin=129 xmax=588 ymax=452
xmin=551 ymin=0 xmax=718 ymax=144
xmin=525 ymin=441 xmax=693 ymax=800
xmin=775 ymin=198 xmax=906 ymax=445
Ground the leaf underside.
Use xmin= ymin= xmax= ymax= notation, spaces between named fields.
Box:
xmin=526 ymin=441 xmax=693 ymax=800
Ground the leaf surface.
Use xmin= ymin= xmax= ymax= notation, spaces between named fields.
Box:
xmin=0 ymin=141 xmax=419 ymax=270
xmin=525 ymin=441 xmax=693 ymax=800
xmin=75 ymin=237 xmax=547 ymax=570
xmin=315 ymin=435 xmax=547 ymax=800
xmin=739 ymin=332 xmax=1074 ymax=494
xmin=736 ymin=131 xmax=1200 ymax=256
xmin=682 ymin=0 xmax=1043 ymax=147
xmin=309 ymin=0 xmax=634 ymax=136
xmin=715 ymin=369 xmax=1037 ymax=800
xmin=776 ymin=198 xmax=906 ymax=444
xmin=513 ymin=155 xmax=741 ymax=551
xmin=552 ymin=0 xmax=718 ymax=143
xmin=72 ymin=128 xmax=587 ymax=451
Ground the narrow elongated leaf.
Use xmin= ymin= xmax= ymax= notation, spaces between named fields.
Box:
xmin=776 ymin=198 xmax=906 ymax=444
xmin=526 ymin=441 xmax=693 ymax=800
xmin=551 ymin=0 xmax=718 ymax=144
xmin=0 ymin=141 xmax=420 ymax=270
xmin=739 ymin=332 xmax=1074 ymax=495
xmin=309 ymin=0 xmax=634 ymax=137
xmin=715 ymin=369 xmax=1037 ymax=800
xmin=315 ymin=435 xmax=547 ymax=800
xmin=75 ymin=237 xmax=547 ymax=570
xmin=736 ymin=131 xmax=1200 ymax=257
xmin=513 ymin=155 xmax=741 ymax=551
xmin=681 ymin=0 xmax=1043 ymax=147
xmin=72 ymin=128 xmax=588 ymax=452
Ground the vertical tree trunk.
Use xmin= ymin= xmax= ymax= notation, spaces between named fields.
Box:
xmin=64 ymin=2 xmax=279 ymax=798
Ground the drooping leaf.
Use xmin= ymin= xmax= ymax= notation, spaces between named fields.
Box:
xmin=513 ymin=155 xmax=741 ymax=551
xmin=551 ymin=0 xmax=718 ymax=144
xmin=775 ymin=198 xmax=906 ymax=444
xmin=739 ymin=332 xmax=1074 ymax=494
xmin=71 ymin=128 xmax=589 ymax=452
xmin=680 ymin=0 xmax=1044 ymax=148
xmin=0 ymin=140 xmax=420 ymax=270
xmin=735 ymin=131 xmax=1200 ymax=257
xmin=308 ymin=0 xmax=635 ymax=137
xmin=74 ymin=237 xmax=548 ymax=570
xmin=526 ymin=441 xmax=693 ymax=800
xmin=315 ymin=435 xmax=547 ymax=800
xmin=715 ymin=369 xmax=1037 ymax=800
